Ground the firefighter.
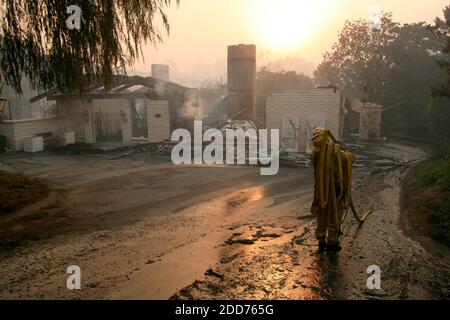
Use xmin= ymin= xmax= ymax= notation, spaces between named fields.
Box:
xmin=310 ymin=127 xmax=355 ymax=252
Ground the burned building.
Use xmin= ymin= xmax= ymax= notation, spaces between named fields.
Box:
xmin=0 ymin=75 xmax=199 ymax=151
xmin=342 ymin=97 xmax=384 ymax=142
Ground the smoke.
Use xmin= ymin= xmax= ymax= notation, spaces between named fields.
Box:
xmin=178 ymin=89 xmax=202 ymax=120
xmin=181 ymin=96 xmax=201 ymax=120
xmin=153 ymin=81 xmax=168 ymax=97
xmin=159 ymin=59 xmax=227 ymax=88
xmin=259 ymin=57 xmax=316 ymax=76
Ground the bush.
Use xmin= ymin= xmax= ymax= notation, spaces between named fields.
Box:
xmin=430 ymin=141 xmax=450 ymax=160
xmin=426 ymin=193 xmax=450 ymax=246
xmin=421 ymin=141 xmax=450 ymax=191
xmin=417 ymin=142 xmax=450 ymax=246
xmin=442 ymin=162 xmax=450 ymax=192
xmin=418 ymin=163 xmax=444 ymax=187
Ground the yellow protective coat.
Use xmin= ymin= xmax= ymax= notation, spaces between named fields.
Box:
xmin=310 ymin=129 xmax=355 ymax=244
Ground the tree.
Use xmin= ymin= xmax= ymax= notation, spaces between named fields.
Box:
xmin=256 ymin=67 xmax=313 ymax=109
xmin=383 ymin=23 xmax=446 ymax=135
xmin=256 ymin=67 xmax=313 ymax=124
xmin=429 ymin=6 xmax=450 ymax=98
xmin=314 ymin=13 xmax=399 ymax=104
xmin=315 ymin=12 xmax=447 ymax=137
xmin=0 ymin=0 xmax=179 ymax=94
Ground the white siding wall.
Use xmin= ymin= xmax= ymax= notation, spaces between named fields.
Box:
xmin=265 ymin=88 xmax=343 ymax=152
xmin=0 ymin=121 xmax=16 ymax=149
xmin=0 ymin=118 xmax=64 ymax=151
xmin=147 ymin=100 xmax=170 ymax=143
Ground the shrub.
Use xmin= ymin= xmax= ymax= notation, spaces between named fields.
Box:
xmin=430 ymin=141 xmax=450 ymax=160
xmin=418 ymin=163 xmax=443 ymax=187
xmin=418 ymin=141 xmax=450 ymax=246
xmin=426 ymin=193 xmax=450 ymax=246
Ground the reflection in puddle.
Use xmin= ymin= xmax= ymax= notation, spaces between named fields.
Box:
xmin=249 ymin=187 xmax=265 ymax=202
xmin=226 ymin=186 xmax=265 ymax=209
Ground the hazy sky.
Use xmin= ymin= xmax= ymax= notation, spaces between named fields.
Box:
xmin=130 ymin=0 xmax=449 ymax=87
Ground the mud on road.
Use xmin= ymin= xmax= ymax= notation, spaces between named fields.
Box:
xmin=172 ymin=170 xmax=450 ymax=300
xmin=0 ymin=142 xmax=448 ymax=299
xmin=171 ymin=143 xmax=450 ymax=300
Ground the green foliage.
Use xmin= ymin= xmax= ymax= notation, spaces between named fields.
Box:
xmin=314 ymin=12 xmax=401 ymax=97
xmin=418 ymin=163 xmax=444 ymax=187
xmin=444 ymin=160 xmax=450 ymax=192
xmin=426 ymin=193 xmax=450 ymax=246
xmin=315 ymin=10 xmax=449 ymax=138
xmin=430 ymin=141 xmax=450 ymax=160
xmin=0 ymin=0 xmax=179 ymax=95
xmin=257 ymin=67 xmax=313 ymax=91
xmin=418 ymin=142 xmax=450 ymax=190
xmin=425 ymin=98 xmax=450 ymax=139
xmin=0 ymin=173 xmax=49 ymax=213
xmin=0 ymin=134 xmax=7 ymax=151
xmin=417 ymin=156 xmax=450 ymax=246
xmin=256 ymin=68 xmax=313 ymax=123
xmin=429 ymin=6 xmax=450 ymax=98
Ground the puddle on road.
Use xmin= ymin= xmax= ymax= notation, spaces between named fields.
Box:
xmin=110 ymin=185 xmax=270 ymax=299
xmin=110 ymin=182 xmax=324 ymax=300
xmin=225 ymin=186 xmax=265 ymax=209
xmin=110 ymin=231 xmax=222 ymax=299
xmin=172 ymin=219 xmax=334 ymax=300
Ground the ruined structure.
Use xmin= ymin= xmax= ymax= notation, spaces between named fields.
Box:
xmin=0 ymin=76 xmax=198 ymax=151
xmin=151 ymin=64 xmax=170 ymax=82
xmin=358 ymin=103 xmax=383 ymax=141
xmin=342 ymin=98 xmax=384 ymax=142
xmin=227 ymin=44 xmax=256 ymax=121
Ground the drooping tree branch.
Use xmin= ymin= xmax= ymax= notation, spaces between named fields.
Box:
xmin=0 ymin=0 xmax=179 ymax=94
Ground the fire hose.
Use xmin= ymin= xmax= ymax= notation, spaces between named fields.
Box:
xmin=311 ymin=128 xmax=370 ymax=238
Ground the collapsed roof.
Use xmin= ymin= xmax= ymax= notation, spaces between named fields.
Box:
xmin=30 ymin=75 xmax=191 ymax=103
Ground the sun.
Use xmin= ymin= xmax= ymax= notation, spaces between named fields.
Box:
xmin=250 ymin=0 xmax=338 ymax=50
xmin=256 ymin=0 xmax=315 ymax=49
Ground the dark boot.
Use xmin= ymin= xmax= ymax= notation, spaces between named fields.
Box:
xmin=326 ymin=240 xmax=342 ymax=252
xmin=318 ymin=239 xmax=326 ymax=252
